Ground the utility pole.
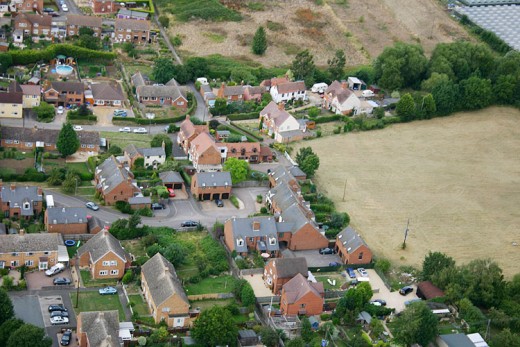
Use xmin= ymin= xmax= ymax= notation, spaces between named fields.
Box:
xmin=75 ymin=253 xmax=80 ymax=308
xmin=402 ymin=219 xmax=410 ymax=248
xmin=342 ymin=178 xmax=347 ymax=202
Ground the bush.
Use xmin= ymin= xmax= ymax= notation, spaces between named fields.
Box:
xmin=230 ymin=195 xmax=239 ymax=209
xmin=122 ymin=270 xmax=134 ymax=284
xmin=115 ymin=201 xmax=132 ymax=214
xmin=138 ymin=207 xmax=153 ymax=217
xmin=9 ymin=43 xmax=116 ymax=65
xmin=315 ymin=115 xmax=342 ymax=124
xmin=227 ymin=112 xmax=259 ymax=121
xmin=260 ymin=207 xmax=268 ymax=214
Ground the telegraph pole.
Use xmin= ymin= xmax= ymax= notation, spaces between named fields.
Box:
xmin=402 ymin=219 xmax=410 ymax=249
xmin=342 ymin=178 xmax=347 ymax=202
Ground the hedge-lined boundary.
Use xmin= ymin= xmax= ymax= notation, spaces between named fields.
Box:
xmin=229 ymin=122 xmax=263 ymax=142
xmin=313 ymin=115 xmax=344 ymax=124
xmin=67 ymin=114 xmax=97 ymax=121
xmin=9 ymin=44 xmax=116 ymax=65
xmin=227 ymin=112 xmax=259 ymax=121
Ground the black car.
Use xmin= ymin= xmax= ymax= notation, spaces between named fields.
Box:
xmin=399 ymin=286 xmax=414 ymax=296
xmin=48 ymin=304 xmax=67 ymax=312
xmin=61 ymin=330 xmax=72 ymax=346
xmin=215 ymin=199 xmax=224 ymax=207
xmin=371 ymin=299 xmax=387 ymax=306
xmin=151 ymin=203 xmax=165 ymax=210
xmin=181 ymin=220 xmax=199 ymax=228
xmin=319 ymin=247 xmax=335 ymax=255
xmin=53 ymin=277 xmax=72 ymax=285
xmin=50 ymin=310 xmax=69 ymax=318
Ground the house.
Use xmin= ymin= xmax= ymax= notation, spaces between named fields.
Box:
xmin=45 ymin=207 xmax=88 ymax=234
xmin=77 ymin=311 xmax=120 ymax=347
xmin=0 ymin=82 xmax=23 ymax=118
xmin=159 ymin=171 xmax=186 ymax=195
xmin=437 ymin=333 xmax=489 ymax=347
xmin=43 ymin=81 xmax=85 ymax=106
xmin=416 ymin=281 xmax=445 ymax=300
xmin=270 ymin=81 xmax=306 ymax=103
xmin=268 ymin=165 xmax=302 ymax=190
xmin=77 ymin=229 xmax=131 ymax=280
xmin=217 ymin=84 xmax=244 ymax=103
xmin=114 ymin=18 xmax=151 ymax=44
xmin=0 ymin=232 xmax=62 ymax=270
xmin=243 ymin=86 xmax=264 ymax=102
xmin=323 ymin=80 xmax=373 ymax=116
xmin=177 ymin=115 xmax=209 ymax=154
xmin=259 ymin=102 xmax=306 ymax=143
xmin=0 ymin=182 xmax=43 ymax=219
xmin=66 ymin=14 xmax=102 ymax=37
xmin=238 ymin=330 xmax=259 ymax=346
xmin=92 ymin=0 xmax=120 ymax=14
xmin=14 ymin=13 xmax=52 ymax=40
xmin=141 ymin=253 xmax=190 ymax=327
xmin=191 ymin=171 xmax=232 ymax=201
xmin=0 ymin=126 xmax=100 ymax=154
xmin=132 ymin=72 xmax=187 ymax=109
xmin=260 ymin=76 xmax=289 ymax=92
xmin=128 ymin=196 xmax=151 ymax=210
xmin=224 ymin=142 xmax=260 ymax=163
xmin=347 ymin=77 xmax=366 ymax=90
xmin=280 ymin=273 xmax=324 ymax=316
xmin=88 ymin=83 xmax=124 ymax=106
xmin=20 ymin=84 xmax=41 ymax=108
xmin=188 ymin=132 xmax=223 ymax=172
xmin=199 ymin=84 xmax=216 ymax=108
xmin=95 ymin=156 xmax=140 ymax=205
xmin=264 ymin=257 xmax=308 ymax=294
xmin=124 ymin=143 xmax=166 ymax=169
xmin=224 ymin=217 xmax=281 ymax=257
xmin=12 ymin=0 xmax=44 ymax=13
xmin=260 ymin=146 xmax=274 ymax=163
xmin=117 ymin=8 xmax=149 ymax=20
xmin=87 ymin=216 xmax=106 ymax=234
xmin=334 ymin=226 xmax=372 ymax=265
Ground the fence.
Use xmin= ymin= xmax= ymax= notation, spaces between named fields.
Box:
xmin=256 ymin=296 xmax=280 ymax=304
xmin=61 ymin=234 xmax=95 ymax=241
xmin=188 ymin=293 xmax=234 ymax=301
xmin=284 ymin=151 xmax=297 ymax=166
xmin=240 ymin=268 xmax=264 ymax=276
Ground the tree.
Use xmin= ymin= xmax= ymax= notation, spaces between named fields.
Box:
xmin=152 ymin=57 xmax=176 ymax=84
xmin=162 ymin=243 xmax=186 ymax=267
xmin=327 ymin=50 xmax=346 ymax=80
xmin=421 ymin=72 xmax=451 ymax=92
xmin=128 ymin=212 xmax=142 ymax=230
xmin=459 ymin=76 xmax=493 ymax=110
xmin=373 ymin=107 xmax=385 ymax=119
xmin=150 ymin=134 xmax=173 ymax=157
xmin=76 ymin=34 xmax=100 ymax=50
xmin=56 ymin=123 xmax=80 ymax=157
xmin=158 ymin=159 xmax=181 ymax=173
xmin=252 ymin=26 xmax=267 ymax=55
xmin=421 ymin=93 xmax=436 ymax=119
xmin=33 ymin=102 xmax=54 ymax=122
xmin=108 ymin=145 xmax=122 ymax=155
xmin=369 ymin=318 xmax=384 ymax=337
xmin=285 ymin=338 xmax=305 ymax=347
xmin=422 ymin=251 xmax=455 ymax=281
xmin=431 ymin=80 xmax=459 ymax=116
xmin=230 ymin=68 xmax=257 ymax=85
xmin=300 ymin=317 xmax=313 ymax=342
xmin=240 ymin=283 xmax=256 ymax=307
xmin=0 ymin=318 xmax=24 ymax=347
xmin=46 ymin=168 xmax=63 ymax=186
xmin=0 ymin=289 xmax=13 ymax=327
xmin=393 ymin=301 xmax=438 ymax=347
xmin=192 ymin=306 xmax=238 ymax=347
xmin=259 ymin=327 xmax=279 ymax=347
xmin=61 ymin=170 xmax=79 ymax=194
xmin=463 ymin=258 xmax=506 ymax=308
xmin=6 ymin=324 xmax=52 ymax=347
xmin=158 ymin=15 xmax=170 ymax=28
xmin=329 ymin=211 xmax=349 ymax=229
xmin=395 ymin=93 xmax=416 ymax=121
xmin=223 ymin=158 xmax=249 ymax=183
xmin=295 ymin=147 xmax=320 ymax=178
xmin=490 ymin=329 xmax=520 ymax=347
xmin=209 ymin=119 xmax=220 ymax=130
xmin=375 ymin=258 xmax=391 ymax=274
xmin=212 ymin=98 xmax=229 ymax=116
xmin=0 ymin=53 xmax=13 ymax=73
xmin=1 ymin=276 xmax=13 ymax=290
xmin=291 ymin=50 xmax=316 ymax=87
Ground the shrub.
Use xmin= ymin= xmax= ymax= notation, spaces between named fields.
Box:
xmin=138 ymin=207 xmax=153 ymax=217
xmin=256 ymin=195 xmax=263 ymax=203
xmin=375 ymin=258 xmax=391 ymax=274
xmin=115 ymin=201 xmax=132 ymax=214
xmin=230 ymin=195 xmax=239 ymax=209
xmin=122 ymin=270 xmax=134 ymax=284
xmin=260 ymin=207 xmax=268 ymax=214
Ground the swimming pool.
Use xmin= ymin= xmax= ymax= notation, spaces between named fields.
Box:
xmin=56 ymin=65 xmax=74 ymax=76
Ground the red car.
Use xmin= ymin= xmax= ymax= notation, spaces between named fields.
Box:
xmin=167 ymin=188 xmax=176 ymax=197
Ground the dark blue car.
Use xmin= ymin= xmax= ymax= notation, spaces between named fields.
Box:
xmin=347 ymin=268 xmax=356 ymax=278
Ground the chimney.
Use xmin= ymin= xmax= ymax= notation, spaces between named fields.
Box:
xmin=340 ymin=80 xmax=348 ymax=90
xmin=164 ymin=266 xmax=169 ymax=273
xmin=10 ymin=183 xmax=15 ymax=191
xmin=252 ymin=221 xmax=260 ymax=231
xmin=277 ymin=103 xmax=285 ymax=111
xmin=104 ymin=229 xmax=109 ymax=236
xmin=37 ymin=186 xmax=43 ymax=196
xmin=19 ymin=229 xmax=25 ymax=235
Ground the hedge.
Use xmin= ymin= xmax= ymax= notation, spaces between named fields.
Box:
xmin=310 ymin=204 xmax=334 ymax=213
xmin=67 ymin=114 xmax=97 ymax=122
xmin=229 ymin=122 xmax=263 ymax=142
xmin=314 ymin=115 xmax=343 ymax=124
xmin=9 ymin=44 xmax=116 ymax=65
xmin=227 ymin=112 xmax=259 ymax=121
xmin=113 ymin=114 xmax=186 ymax=125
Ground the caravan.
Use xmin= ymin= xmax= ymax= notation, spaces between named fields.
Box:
xmin=311 ymin=82 xmax=328 ymax=94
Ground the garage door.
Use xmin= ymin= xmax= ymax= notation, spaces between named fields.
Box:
xmin=202 ymin=193 xmax=211 ymax=200
xmin=221 ymin=193 xmax=229 ymax=199
xmin=212 ymin=193 xmax=220 ymax=200
xmin=173 ymin=183 xmax=183 ymax=190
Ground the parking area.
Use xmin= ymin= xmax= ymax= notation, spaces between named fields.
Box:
xmin=26 ymin=268 xmax=73 ymax=290
xmin=366 ymin=269 xmax=419 ymax=313
xmin=10 ymin=294 xmax=45 ymax=328
xmin=244 ymin=274 xmax=274 ymax=298
xmin=39 ymin=294 xmax=73 ymax=328
xmin=199 ymin=199 xmax=234 ymax=212
xmin=92 ymin=106 xmax=134 ymax=126
xmin=284 ymin=249 xmax=342 ymax=267
xmin=57 ymin=329 xmax=79 ymax=347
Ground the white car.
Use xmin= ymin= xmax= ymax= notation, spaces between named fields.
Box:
xmin=133 ymin=127 xmax=147 ymax=134
xmin=57 ymin=106 xmax=64 ymax=114
xmin=119 ymin=127 xmax=131 ymax=133
xmin=61 ymin=4 xmax=68 ymax=11
xmin=45 ymin=263 xmax=65 ymax=276
xmin=357 ymin=268 xmax=369 ymax=277
xmin=50 ymin=316 xmax=69 ymax=325
xmin=73 ymin=125 xmax=83 ymax=131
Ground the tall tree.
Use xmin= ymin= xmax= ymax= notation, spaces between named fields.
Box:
xmin=422 ymin=251 xmax=455 ymax=281
xmin=459 ymin=76 xmax=493 ymax=110
xmin=300 ymin=317 xmax=313 ymax=342
xmin=463 ymin=258 xmax=506 ymax=308
xmin=252 ymin=26 xmax=267 ymax=55
xmin=223 ymin=158 xmax=249 ymax=183
xmin=393 ymin=301 xmax=438 ymax=347
xmin=291 ymin=50 xmax=316 ymax=87
xmin=395 ymin=93 xmax=416 ymax=121
xmin=421 ymin=93 xmax=436 ymax=119
xmin=431 ymin=80 xmax=459 ymax=116
xmin=161 ymin=243 xmax=186 ymax=267
xmin=490 ymin=329 xmax=520 ymax=347
xmin=0 ymin=289 xmax=14 ymax=326
xmin=295 ymin=147 xmax=320 ymax=178
xmin=240 ymin=283 xmax=256 ymax=307
xmin=6 ymin=324 xmax=52 ymax=347
xmin=259 ymin=327 xmax=279 ymax=347
xmin=152 ymin=57 xmax=176 ymax=84
xmin=0 ymin=318 xmax=24 ymax=347
xmin=56 ymin=123 xmax=80 ymax=157
xmin=192 ymin=306 xmax=238 ymax=347
xmin=150 ymin=134 xmax=173 ymax=157
xmin=327 ymin=50 xmax=346 ymax=80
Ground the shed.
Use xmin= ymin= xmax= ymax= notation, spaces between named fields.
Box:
xmin=356 ymin=311 xmax=372 ymax=325
xmin=128 ymin=196 xmax=152 ymax=210
xmin=308 ymin=316 xmax=320 ymax=330
xmin=238 ymin=330 xmax=259 ymax=346
xmin=417 ymin=281 xmax=445 ymax=300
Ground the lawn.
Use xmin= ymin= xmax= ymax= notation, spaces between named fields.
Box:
xmin=100 ymin=131 xmax=152 ymax=149
xmin=128 ymin=294 xmax=150 ymax=316
xmin=315 ymin=273 xmax=348 ymax=291
xmin=190 ymin=298 xmax=234 ymax=311
xmin=121 ymin=240 xmax=147 ymax=259
xmin=185 ymin=275 xmax=235 ymax=295
xmin=124 ymin=63 xmax=154 ymax=78
xmin=80 ymin=270 xmax=118 ymax=288
xmin=70 ymin=291 xmax=125 ymax=321
xmin=66 ymin=162 xmax=91 ymax=175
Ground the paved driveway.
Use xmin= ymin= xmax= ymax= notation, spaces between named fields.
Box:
xmin=284 ymin=249 xmax=342 ymax=267
xmin=366 ymin=269 xmax=419 ymax=313
xmin=10 ymin=294 xmax=45 ymax=328
xmin=26 ymin=269 xmax=73 ymax=290
xmin=93 ymin=106 xmax=134 ymax=126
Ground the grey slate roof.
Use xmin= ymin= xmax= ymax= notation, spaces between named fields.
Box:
xmin=159 ymin=171 xmax=183 ymax=183
xmin=47 ymin=207 xmax=88 ymax=224
xmin=228 ymin=216 xmax=280 ymax=253
xmin=268 ymin=257 xmax=308 ymax=278
xmin=0 ymin=233 xmax=62 ymax=253
xmin=336 ymin=226 xmax=368 ymax=253
xmin=115 ymin=17 xmax=150 ymax=31
xmin=77 ymin=229 xmax=130 ymax=263
xmin=79 ymin=311 xmax=120 ymax=347
xmin=131 ymin=72 xmax=146 ymax=88
xmin=141 ymin=147 xmax=165 ymax=157
xmin=0 ymin=185 xmax=42 ymax=217
xmin=280 ymin=203 xmax=315 ymax=233
xmin=87 ymin=216 xmax=104 ymax=232
xmin=357 ymin=311 xmax=372 ymax=324
xmin=118 ymin=8 xmax=149 ymax=19
xmin=222 ymin=85 xmax=244 ymax=96
xmin=128 ymin=196 xmax=151 ymax=205
xmin=439 ymin=334 xmax=475 ymax=347
xmin=269 ymin=165 xmax=297 ymax=187
xmin=96 ymin=155 xmax=135 ymax=194
xmin=136 ymin=79 xmax=186 ymax=100
xmin=193 ymin=172 xmax=232 ymax=188
xmin=289 ymin=166 xmax=306 ymax=179
xmin=141 ymin=253 xmax=189 ymax=307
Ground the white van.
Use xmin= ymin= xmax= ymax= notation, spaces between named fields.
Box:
xmin=311 ymin=82 xmax=328 ymax=94
xmin=196 ymin=77 xmax=209 ymax=85
xmin=46 ymin=195 xmax=55 ymax=208
xmin=362 ymin=90 xmax=375 ymax=98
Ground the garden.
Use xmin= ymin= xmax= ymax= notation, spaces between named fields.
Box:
xmin=70 ymin=291 xmax=125 ymax=321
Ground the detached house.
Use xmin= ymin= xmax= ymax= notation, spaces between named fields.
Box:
xmin=264 ymin=257 xmax=308 ymax=294
xmin=177 ymin=115 xmax=209 ymax=154
xmin=14 ymin=13 xmax=52 ymax=40
xmin=0 ymin=232 xmax=62 ymax=271
xmin=280 ymin=273 xmax=324 ymax=316
xmin=20 ymin=84 xmax=41 ymax=108
xmin=270 ymin=80 xmax=306 ymax=103
xmin=95 ymin=156 xmax=140 ymax=205
xmin=199 ymin=84 xmax=216 ymax=108
xmin=66 ymin=14 xmax=102 ymax=37
xmin=141 ymin=253 xmax=190 ymax=327
xmin=191 ymin=171 xmax=232 ymax=201
xmin=124 ymin=143 xmax=166 ymax=169
xmin=87 ymin=82 xmax=124 ymax=107
xmin=77 ymin=229 xmax=131 ymax=280
xmin=335 ymin=226 xmax=372 ymax=265
xmin=188 ymin=132 xmax=223 ymax=172
xmin=43 ymin=81 xmax=85 ymax=106
xmin=92 ymin=0 xmax=119 ymax=14
xmin=243 ymin=86 xmax=264 ymax=102
xmin=132 ymin=72 xmax=187 ymax=109
xmin=114 ymin=18 xmax=151 ymax=44
xmin=0 ymin=182 xmax=43 ymax=219
xmin=217 ymin=84 xmax=244 ymax=103
xmin=260 ymin=101 xmax=307 ymax=143
xmin=77 ymin=311 xmax=121 ymax=347
xmin=323 ymin=80 xmax=374 ymax=116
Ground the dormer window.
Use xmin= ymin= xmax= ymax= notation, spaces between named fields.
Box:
xmin=23 ymin=202 xmax=30 ymax=210
xmin=237 ymin=239 xmax=244 ymax=247
xmin=269 ymin=237 xmax=276 ymax=246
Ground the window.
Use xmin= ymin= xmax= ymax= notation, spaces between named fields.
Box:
xmin=237 ymin=239 xmax=244 ymax=247
xmin=110 ymin=260 xmax=117 ymax=266
xmin=110 ymin=270 xmax=119 ymax=275
xmin=25 ymin=142 xmax=33 ymax=147
xmin=177 ymin=101 xmax=184 ymax=106
xmin=300 ymin=303 xmax=306 ymax=308
xmin=11 ymin=252 xmax=19 ymax=257
xmin=358 ymin=252 xmax=363 ymax=260
xmin=14 ymin=140 xmax=19 ymax=144
xmin=11 ymin=261 xmax=19 ymax=267
xmin=44 ymin=251 xmax=49 ymax=255
xmin=99 ymin=270 xmax=108 ymax=276
xmin=249 ymin=237 xmax=254 ymax=243
xmin=26 ymin=252 xmax=33 ymax=256
xmin=81 ymin=144 xmax=86 ymax=148
xmin=269 ymin=237 xmax=276 ymax=246
xmin=25 ymin=260 xmax=34 ymax=266
xmin=102 ymin=261 xmax=110 ymax=266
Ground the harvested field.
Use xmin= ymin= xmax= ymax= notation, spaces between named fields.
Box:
xmin=295 ymin=107 xmax=520 ymax=277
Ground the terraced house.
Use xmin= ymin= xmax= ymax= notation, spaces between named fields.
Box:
xmin=0 ymin=232 xmax=63 ymax=271
xmin=45 ymin=207 xmax=88 ymax=234
xmin=114 ymin=18 xmax=151 ymax=43
xmin=14 ymin=13 xmax=52 ymax=40
xmin=0 ymin=182 xmax=43 ymax=219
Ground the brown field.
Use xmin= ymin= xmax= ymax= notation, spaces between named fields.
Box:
xmin=169 ymin=0 xmax=471 ymax=67
xmin=294 ymin=107 xmax=520 ymax=277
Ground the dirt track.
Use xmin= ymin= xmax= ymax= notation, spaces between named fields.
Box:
xmin=295 ymin=107 xmax=520 ymax=277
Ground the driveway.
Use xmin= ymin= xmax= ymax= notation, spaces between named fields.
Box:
xmin=367 ymin=269 xmax=419 ymax=313
xmin=244 ymin=274 xmax=273 ymax=298
xmin=284 ymin=249 xmax=342 ymax=267
xmin=39 ymin=294 xmax=75 ymax=328
xmin=26 ymin=269 xmax=73 ymax=290
xmin=93 ymin=106 xmax=134 ymax=126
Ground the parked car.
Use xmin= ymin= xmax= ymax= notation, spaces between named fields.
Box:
xmin=133 ymin=127 xmax=147 ymax=134
xmin=53 ymin=277 xmax=71 ymax=285
xmin=48 ymin=304 xmax=67 ymax=313
xmin=319 ymin=247 xmax=335 ymax=255
xmin=399 ymin=286 xmax=414 ymax=296
xmin=113 ymin=109 xmax=127 ymax=117
xmin=45 ymin=263 xmax=65 ymax=276
xmin=43 ymin=7 xmax=54 ymax=12
xmin=50 ymin=310 xmax=69 ymax=318
xmin=119 ymin=127 xmax=131 ymax=133
xmin=329 ymin=262 xmax=341 ymax=267
xmin=99 ymin=286 xmax=117 ymax=295
xmin=61 ymin=4 xmax=68 ymax=11
xmin=50 ymin=316 xmax=69 ymax=325
xmin=181 ymin=220 xmax=199 ymax=228
xmin=73 ymin=125 xmax=83 ymax=131
xmin=357 ymin=268 xmax=368 ymax=277
xmin=151 ymin=203 xmax=165 ymax=210
xmin=50 ymin=11 xmax=60 ymax=16
xmin=370 ymin=299 xmax=387 ymax=306
xmin=57 ymin=106 xmax=64 ymax=114
xmin=61 ymin=330 xmax=72 ymax=346
xmin=85 ymin=201 xmax=99 ymax=211
xmin=215 ymin=199 xmax=223 ymax=207
xmin=167 ymin=188 xmax=176 ymax=197
xmin=347 ymin=268 xmax=356 ymax=278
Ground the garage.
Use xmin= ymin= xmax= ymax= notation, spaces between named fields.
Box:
xmin=173 ymin=183 xmax=183 ymax=190
xmin=202 ymin=193 xmax=211 ymax=200
xmin=212 ymin=193 xmax=220 ymax=200
xmin=221 ymin=193 xmax=230 ymax=199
